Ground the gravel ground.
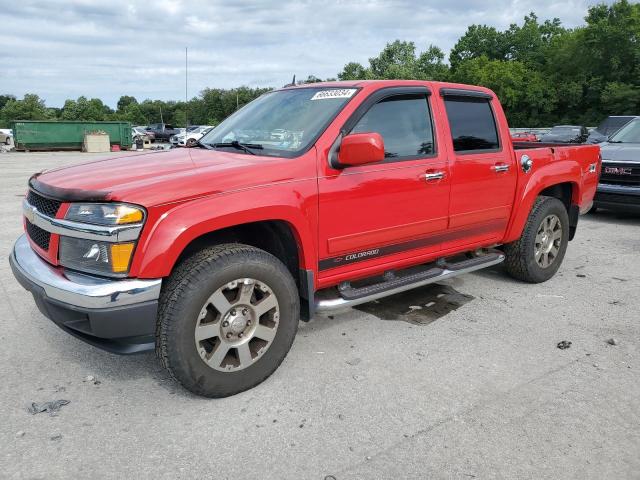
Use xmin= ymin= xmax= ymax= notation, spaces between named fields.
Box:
xmin=1 ymin=151 xmax=639 ymax=480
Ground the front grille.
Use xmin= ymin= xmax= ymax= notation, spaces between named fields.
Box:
xmin=27 ymin=190 xmax=62 ymax=217
xmin=600 ymin=163 xmax=640 ymax=187
xmin=26 ymin=219 xmax=51 ymax=251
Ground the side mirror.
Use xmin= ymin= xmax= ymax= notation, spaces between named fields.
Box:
xmin=338 ymin=132 xmax=385 ymax=167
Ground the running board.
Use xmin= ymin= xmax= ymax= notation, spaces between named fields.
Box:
xmin=314 ymin=250 xmax=504 ymax=312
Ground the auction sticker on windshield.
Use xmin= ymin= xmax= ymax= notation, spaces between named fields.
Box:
xmin=311 ymin=89 xmax=357 ymax=100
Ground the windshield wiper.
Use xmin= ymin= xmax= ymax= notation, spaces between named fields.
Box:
xmin=211 ymin=141 xmax=263 ymax=155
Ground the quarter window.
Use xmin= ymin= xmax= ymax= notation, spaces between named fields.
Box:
xmin=444 ymin=98 xmax=499 ymax=152
xmin=351 ymin=94 xmax=434 ymax=159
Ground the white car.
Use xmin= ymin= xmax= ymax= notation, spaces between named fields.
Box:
xmin=170 ymin=126 xmax=214 ymax=147
xmin=0 ymin=129 xmax=13 ymax=145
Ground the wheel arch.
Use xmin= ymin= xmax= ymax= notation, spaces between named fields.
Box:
xmin=174 ymin=220 xmax=302 ymax=283
xmin=504 ymin=173 xmax=581 ymax=244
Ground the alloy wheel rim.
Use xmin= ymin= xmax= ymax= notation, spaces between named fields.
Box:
xmin=534 ymin=214 xmax=562 ymax=268
xmin=194 ymin=278 xmax=280 ymax=372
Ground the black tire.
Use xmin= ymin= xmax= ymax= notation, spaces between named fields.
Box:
xmin=504 ymin=196 xmax=569 ymax=283
xmin=186 ymin=138 xmax=197 ymax=147
xmin=156 ymin=243 xmax=300 ymax=397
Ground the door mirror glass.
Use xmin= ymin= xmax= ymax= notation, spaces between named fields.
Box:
xmin=338 ymin=132 xmax=385 ymax=167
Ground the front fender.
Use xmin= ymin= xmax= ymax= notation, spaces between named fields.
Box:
xmin=129 ymin=181 xmax=318 ymax=278
xmin=503 ymin=153 xmax=581 ymax=244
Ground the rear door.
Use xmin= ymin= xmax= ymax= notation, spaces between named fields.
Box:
xmin=317 ymin=87 xmax=451 ymax=278
xmin=440 ymin=90 xmax=517 ymax=248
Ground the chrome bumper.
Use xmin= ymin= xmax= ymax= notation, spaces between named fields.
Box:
xmin=10 ymin=234 xmax=161 ymax=309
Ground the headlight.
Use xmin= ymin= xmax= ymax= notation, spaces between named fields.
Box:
xmin=65 ymin=203 xmax=144 ymax=225
xmin=59 ymin=237 xmax=136 ymax=277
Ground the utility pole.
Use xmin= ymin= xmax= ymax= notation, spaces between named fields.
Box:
xmin=185 ymin=47 xmax=188 ymax=128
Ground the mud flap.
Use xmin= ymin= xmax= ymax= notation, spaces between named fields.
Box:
xmin=569 ymin=204 xmax=580 ymax=240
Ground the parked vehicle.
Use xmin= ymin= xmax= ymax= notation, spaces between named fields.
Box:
xmin=540 ymin=125 xmax=589 ymax=144
xmin=593 ymin=118 xmax=640 ymax=212
xmin=10 ymin=80 xmax=601 ymax=398
xmin=132 ymin=126 xmax=154 ymax=143
xmin=0 ymin=129 xmax=12 ymax=145
xmin=170 ymin=126 xmax=214 ymax=147
xmin=145 ymin=123 xmax=181 ymax=142
xmin=511 ymin=132 xmax=538 ymax=142
xmin=587 ymin=116 xmax=637 ymax=144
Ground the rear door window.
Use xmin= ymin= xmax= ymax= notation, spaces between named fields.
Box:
xmin=444 ymin=98 xmax=499 ymax=152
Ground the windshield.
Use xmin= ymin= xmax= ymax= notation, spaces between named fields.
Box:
xmin=200 ymin=87 xmax=359 ymax=157
xmin=609 ymin=119 xmax=640 ymax=143
xmin=596 ymin=116 xmax=635 ymax=135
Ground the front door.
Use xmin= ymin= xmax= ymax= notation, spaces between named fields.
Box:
xmin=317 ymin=88 xmax=450 ymax=280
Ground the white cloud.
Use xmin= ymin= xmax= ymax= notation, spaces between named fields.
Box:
xmin=0 ymin=0 xmax=611 ymax=107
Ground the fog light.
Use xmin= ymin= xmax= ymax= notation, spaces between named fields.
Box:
xmin=59 ymin=237 xmax=136 ymax=277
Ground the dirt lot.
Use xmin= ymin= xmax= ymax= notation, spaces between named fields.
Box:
xmin=1 ymin=151 xmax=639 ymax=479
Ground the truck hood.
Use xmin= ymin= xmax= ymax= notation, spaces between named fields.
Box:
xmin=32 ymin=148 xmax=308 ymax=206
xmin=600 ymin=143 xmax=640 ymax=162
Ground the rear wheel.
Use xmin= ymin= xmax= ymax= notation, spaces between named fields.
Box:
xmin=504 ymin=196 xmax=569 ymax=283
xmin=156 ymin=244 xmax=299 ymax=397
xmin=186 ymin=138 xmax=197 ymax=147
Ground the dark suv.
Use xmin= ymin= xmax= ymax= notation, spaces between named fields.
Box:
xmin=594 ymin=118 xmax=640 ymax=212
xmin=145 ymin=123 xmax=181 ymax=142
xmin=540 ymin=125 xmax=589 ymax=144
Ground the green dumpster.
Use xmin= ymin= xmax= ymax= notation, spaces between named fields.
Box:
xmin=11 ymin=121 xmax=132 ymax=151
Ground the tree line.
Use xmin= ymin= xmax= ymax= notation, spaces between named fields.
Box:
xmin=1 ymin=0 xmax=637 ymax=129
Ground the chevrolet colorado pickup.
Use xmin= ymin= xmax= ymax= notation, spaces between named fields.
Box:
xmin=10 ymin=81 xmax=601 ymax=397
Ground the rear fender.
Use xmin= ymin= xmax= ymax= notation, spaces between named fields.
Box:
xmin=503 ymin=153 xmax=581 ymax=244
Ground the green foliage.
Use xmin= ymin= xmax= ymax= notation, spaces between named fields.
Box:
xmin=451 ymin=56 xmax=555 ymax=126
xmin=338 ymin=41 xmax=448 ymax=81
xmin=338 ymin=0 xmax=640 ymax=127
xmin=116 ymin=95 xmax=138 ymax=112
xmin=0 ymin=94 xmax=52 ymax=127
xmin=61 ymin=96 xmax=113 ymax=121
xmin=1 ymin=1 xmax=638 ymax=129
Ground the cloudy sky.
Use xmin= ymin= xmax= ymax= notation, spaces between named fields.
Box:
xmin=1 ymin=0 xmax=608 ymax=107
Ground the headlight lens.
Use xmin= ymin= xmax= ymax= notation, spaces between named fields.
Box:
xmin=65 ymin=203 xmax=144 ymax=225
xmin=59 ymin=237 xmax=136 ymax=277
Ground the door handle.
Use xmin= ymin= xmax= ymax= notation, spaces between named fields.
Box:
xmin=492 ymin=163 xmax=510 ymax=173
xmin=420 ymin=171 xmax=445 ymax=181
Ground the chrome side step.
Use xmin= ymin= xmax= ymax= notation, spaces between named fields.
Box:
xmin=314 ymin=250 xmax=504 ymax=312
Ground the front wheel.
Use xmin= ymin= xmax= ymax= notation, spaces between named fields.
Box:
xmin=186 ymin=138 xmax=197 ymax=147
xmin=156 ymin=244 xmax=300 ymax=397
xmin=504 ymin=196 xmax=569 ymax=283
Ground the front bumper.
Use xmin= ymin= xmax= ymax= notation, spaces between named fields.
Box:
xmin=594 ymin=183 xmax=640 ymax=212
xmin=9 ymin=234 xmax=161 ymax=354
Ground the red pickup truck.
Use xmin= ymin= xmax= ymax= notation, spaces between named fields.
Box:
xmin=10 ymin=81 xmax=601 ymax=397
